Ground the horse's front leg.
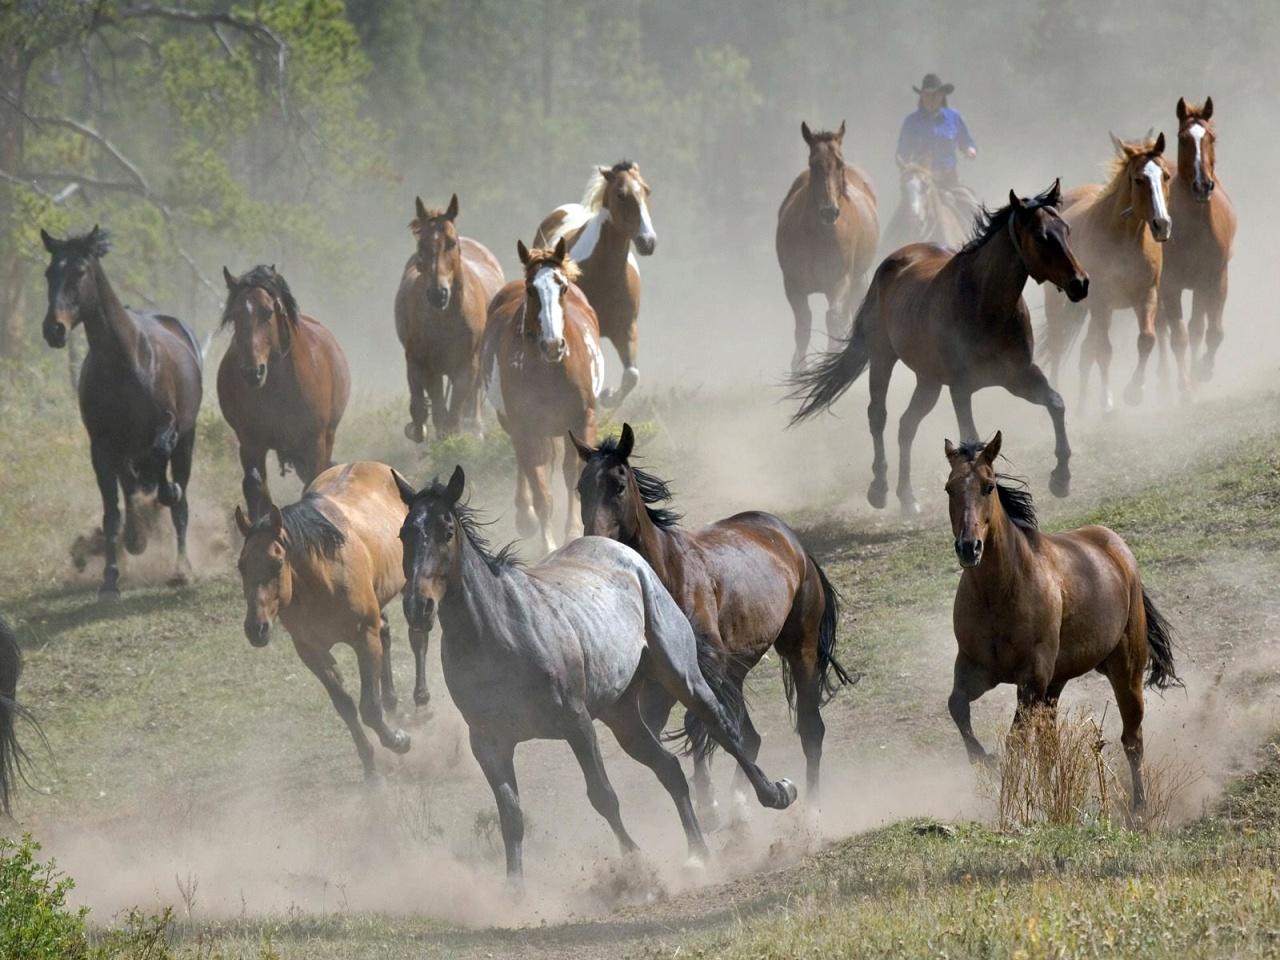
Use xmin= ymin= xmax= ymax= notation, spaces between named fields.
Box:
xmin=404 ymin=356 xmax=428 ymax=443
xmin=1160 ymin=284 xmax=1192 ymax=402
xmin=601 ymin=317 xmax=640 ymax=407
xmin=90 ymin=437 xmax=123 ymax=603
xmin=785 ymin=279 xmax=813 ymax=374
xmin=408 ymin=626 xmax=430 ymax=709
xmin=825 ymin=274 xmax=855 ymax=343
xmin=470 ymin=731 xmax=525 ymax=889
xmin=561 ymin=410 xmax=595 ymax=544
xmin=948 ymin=653 xmax=998 ymax=764
xmin=1195 ymin=274 xmax=1228 ymax=383
xmin=895 ymin=378 xmax=943 ymax=516
xmin=1005 ymin=364 xmax=1071 ymax=498
xmin=354 ymin=621 xmax=411 ymax=756
xmin=239 ymin=444 xmax=271 ymax=519
xmin=297 ymin=642 xmax=378 ymax=780
xmin=1123 ymin=287 xmax=1159 ymax=407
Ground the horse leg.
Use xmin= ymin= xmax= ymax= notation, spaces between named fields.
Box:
xmin=1102 ymin=651 xmax=1147 ymax=816
xmin=1123 ymin=289 xmax=1159 ymax=407
xmin=896 ymin=378 xmax=943 ymax=516
xmin=785 ymin=280 xmax=813 ymax=374
xmin=949 ymin=384 xmax=980 ymax=443
xmin=1084 ymin=307 xmax=1115 ymax=413
xmin=354 ymin=623 xmax=411 ymax=755
xmin=825 ymin=276 xmax=854 ymax=343
xmin=866 ymin=351 xmax=897 ymax=510
xmin=239 ymin=445 xmax=270 ymax=519
xmin=1196 ymin=277 xmax=1227 ymax=383
xmin=425 ymin=370 xmax=448 ymax=438
xmin=378 ymin=617 xmax=398 ymax=714
xmin=528 ymin=438 xmax=556 ymax=555
xmin=564 ymin=707 xmax=639 ymax=854
xmin=948 ymin=653 xmax=998 ymax=764
xmin=120 ymin=471 xmax=147 ymax=557
xmin=90 ymin=439 xmax=123 ymax=602
xmin=511 ymin=436 xmax=540 ymax=540
xmin=297 ymin=644 xmax=377 ymax=780
xmin=166 ymin=430 xmax=195 ymax=585
xmin=408 ymin=626 xmax=431 ymax=708
xmin=1005 ymin=364 xmax=1071 ymax=497
xmin=561 ymin=428 xmax=588 ymax=544
xmin=1161 ymin=286 xmax=1192 ymax=402
xmin=404 ymin=358 xmax=428 ymax=443
xmin=469 ymin=732 xmax=524 ymax=886
xmin=725 ymin=689 xmax=764 ymax=820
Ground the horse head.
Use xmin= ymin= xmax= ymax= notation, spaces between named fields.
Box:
xmin=802 ymin=120 xmax=848 ymax=225
xmin=516 ymin=237 xmax=580 ymax=364
xmin=234 ymin=501 xmax=292 ymax=647
xmin=411 ymin=193 xmax=462 ymax=309
xmin=1176 ymin=96 xmax=1217 ymax=203
xmin=395 ymin=465 xmax=467 ymax=633
xmin=1006 ymin=180 xmax=1089 ymax=302
xmin=897 ymin=160 xmax=932 ymax=229
xmin=39 ymin=225 xmax=110 ymax=349
xmin=944 ymin=432 xmax=1004 ymax=568
xmin=597 ymin=160 xmax=655 ymax=256
xmin=221 ymin=265 xmax=298 ymax=388
xmin=1110 ymin=132 xmax=1172 ymax=241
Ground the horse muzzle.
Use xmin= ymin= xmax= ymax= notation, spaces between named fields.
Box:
xmin=540 ymin=338 xmax=568 ymax=364
xmin=403 ymin=594 xmax=436 ymax=632
xmin=1065 ymin=276 xmax=1089 ymax=303
xmin=1192 ymin=179 xmax=1215 ymax=203
xmin=43 ymin=317 xmax=68 ymax=349
xmin=1151 ymin=217 xmax=1172 ymax=243
xmin=955 ymin=537 xmax=984 ymax=568
xmin=818 ymin=205 xmax=840 ymax=225
xmin=634 ymin=233 xmax=656 ymax=256
xmin=242 ymin=364 xmax=268 ymax=388
xmin=428 ymin=286 xmax=451 ymax=309
xmin=245 ymin=618 xmax=272 ymax=647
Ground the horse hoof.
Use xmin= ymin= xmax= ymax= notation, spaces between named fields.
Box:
xmin=899 ymin=499 xmax=920 ymax=518
xmin=774 ymin=778 xmax=798 ymax=809
xmin=404 ymin=421 xmax=425 ymax=443
xmin=1123 ymin=384 xmax=1143 ymax=407
xmin=696 ymin=800 xmax=721 ymax=833
xmin=389 ymin=729 xmax=411 ymax=754
xmin=867 ymin=480 xmax=888 ymax=510
xmin=157 ymin=482 xmax=181 ymax=507
xmin=363 ymin=769 xmax=385 ymax=788
xmin=684 ymin=852 xmax=708 ymax=873
xmin=1194 ymin=363 xmax=1214 ymax=384
xmin=97 ymin=585 xmax=121 ymax=605
xmin=167 ymin=570 xmax=191 ymax=588
xmin=414 ymin=688 xmax=431 ymax=709
xmin=1049 ymin=468 xmax=1071 ymax=499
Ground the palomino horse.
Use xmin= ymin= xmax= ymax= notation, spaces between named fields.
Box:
xmin=573 ymin=424 xmax=853 ymax=823
xmin=482 ymin=239 xmax=603 ymax=554
xmin=396 ymin=466 xmax=797 ymax=885
xmin=532 ymin=160 xmax=654 ymax=406
xmin=776 ymin=121 xmax=879 ymax=371
xmin=235 ymin=462 xmax=431 ymax=779
xmin=943 ymin=433 xmax=1180 ymax=813
xmin=1159 ymin=97 xmax=1236 ymax=393
xmin=396 ymin=195 xmax=505 ymax=440
xmin=218 ymin=265 xmax=350 ymax=519
xmin=0 ymin=615 xmax=41 ymax=815
xmin=791 ymin=182 xmax=1089 ymax=514
xmin=882 ymin=161 xmax=970 ymax=253
xmin=1041 ymin=134 xmax=1172 ymax=411
xmin=40 ymin=227 xmax=202 ymax=600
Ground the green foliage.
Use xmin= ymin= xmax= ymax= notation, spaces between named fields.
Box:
xmin=0 ymin=835 xmax=90 ymax=960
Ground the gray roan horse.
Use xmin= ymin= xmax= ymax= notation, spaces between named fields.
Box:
xmin=396 ymin=466 xmax=798 ymax=885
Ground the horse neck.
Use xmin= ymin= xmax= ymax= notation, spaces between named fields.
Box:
xmin=589 ymin=205 xmax=632 ymax=270
xmin=956 ymin=224 xmax=1028 ymax=318
xmin=622 ymin=489 xmax=678 ymax=584
xmin=1092 ymin=175 xmax=1147 ymax=239
xmin=439 ymin=534 xmax=505 ymax=641
xmin=967 ymin=497 xmax=1032 ymax=596
xmin=81 ymin=260 xmax=143 ymax=364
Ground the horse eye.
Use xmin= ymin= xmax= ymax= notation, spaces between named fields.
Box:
xmin=982 ymin=483 xmax=996 ymax=496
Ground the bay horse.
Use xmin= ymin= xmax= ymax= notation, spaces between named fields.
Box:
xmin=790 ymin=182 xmax=1089 ymax=515
xmin=883 ymin=161 xmax=970 ymax=253
xmin=532 ymin=160 xmax=654 ymax=406
xmin=40 ymin=227 xmax=202 ymax=601
xmin=396 ymin=195 xmax=505 ymax=441
xmin=1041 ymin=134 xmax=1172 ymax=411
xmin=0 ymin=615 xmax=42 ymax=816
xmin=943 ymin=433 xmax=1180 ymax=813
xmin=396 ymin=466 xmax=797 ymax=886
xmin=481 ymin=239 xmax=603 ymax=555
xmin=235 ymin=462 xmax=432 ymax=779
xmin=573 ymin=424 xmax=853 ymax=824
xmin=218 ymin=265 xmax=351 ymax=519
xmin=776 ymin=121 xmax=879 ymax=372
xmin=1159 ymin=97 xmax=1236 ymax=393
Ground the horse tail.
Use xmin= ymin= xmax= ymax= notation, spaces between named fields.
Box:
xmin=1035 ymin=297 xmax=1086 ymax=368
xmin=0 ymin=616 xmax=42 ymax=816
xmin=678 ymin=636 xmax=745 ymax=762
xmin=788 ymin=282 xmax=876 ymax=423
xmin=1142 ymin=588 xmax=1182 ymax=692
xmin=779 ymin=556 xmax=857 ymax=724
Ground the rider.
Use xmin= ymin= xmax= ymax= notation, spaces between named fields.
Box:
xmin=896 ymin=73 xmax=977 ymax=189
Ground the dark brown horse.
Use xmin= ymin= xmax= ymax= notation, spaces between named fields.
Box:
xmin=0 ymin=615 xmax=41 ymax=815
xmin=573 ymin=424 xmax=852 ymax=823
xmin=482 ymin=239 xmax=603 ymax=554
xmin=396 ymin=195 xmax=505 ymax=440
xmin=218 ymin=265 xmax=350 ymax=519
xmin=40 ymin=227 xmax=203 ymax=601
xmin=533 ymin=161 xmax=653 ymax=405
xmin=943 ymin=433 xmax=1180 ymax=813
xmin=1160 ymin=97 xmax=1236 ymax=392
xmin=791 ymin=183 xmax=1088 ymax=515
xmin=776 ymin=121 xmax=879 ymax=372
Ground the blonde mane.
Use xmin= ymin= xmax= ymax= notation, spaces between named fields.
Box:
xmin=1096 ymin=136 xmax=1166 ymax=206
xmin=580 ymin=160 xmax=642 ymax=211
xmin=523 ymin=247 xmax=582 ymax=285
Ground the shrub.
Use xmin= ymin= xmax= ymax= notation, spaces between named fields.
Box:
xmin=0 ymin=834 xmax=91 ymax=960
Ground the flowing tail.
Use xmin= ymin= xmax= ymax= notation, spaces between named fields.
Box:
xmin=679 ymin=636 xmax=746 ymax=761
xmin=1142 ymin=589 xmax=1182 ymax=691
xmin=0 ymin=616 xmax=42 ymax=816
xmin=1034 ymin=297 xmax=1087 ymax=368
xmin=788 ymin=283 xmax=877 ymax=423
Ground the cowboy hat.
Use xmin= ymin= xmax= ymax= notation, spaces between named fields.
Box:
xmin=913 ymin=73 xmax=955 ymax=95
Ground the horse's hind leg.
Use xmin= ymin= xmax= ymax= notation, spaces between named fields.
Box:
xmin=378 ymin=618 xmax=398 ymax=714
xmin=564 ymin=706 xmax=639 ymax=855
xmin=785 ymin=279 xmax=813 ymax=374
xmin=90 ymin=438 xmax=123 ymax=602
xmin=866 ymin=350 xmax=897 ymax=510
xmin=895 ymin=377 xmax=942 ymax=516
xmin=166 ymin=431 xmax=194 ymax=585
xmin=948 ymin=653 xmax=997 ymax=764
xmin=1005 ymin=364 xmax=1072 ymax=497
xmin=470 ymin=731 xmax=524 ymax=885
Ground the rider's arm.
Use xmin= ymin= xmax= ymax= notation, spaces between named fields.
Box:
xmin=896 ymin=114 xmax=919 ymax=163
xmin=955 ymin=112 xmax=977 ymax=157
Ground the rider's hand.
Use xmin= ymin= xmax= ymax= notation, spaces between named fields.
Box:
xmin=965 ymin=147 xmax=978 ymax=160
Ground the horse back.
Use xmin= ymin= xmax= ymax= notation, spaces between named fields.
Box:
xmin=460 ymin=237 xmax=506 ymax=301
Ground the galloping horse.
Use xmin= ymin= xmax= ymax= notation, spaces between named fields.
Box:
xmin=482 ymin=239 xmax=603 ymax=554
xmin=776 ymin=121 xmax=879 ymax=372
xmin=40 ymin=227 xmax=202 ymax=600
xmin=1160 ymin=97 xmax=1236 ymax=392
xmin=396 ymin=466 xmax=797 ymax=886
xmin=1041 ymin=135 xmax=1172 ymax=410
xmin=574 ymin=424 xmax=853 ymax=823
xmin=532 ymin=160 xmax=654 ymax=405
xmin=219 ymin=265 xmax=350 ymax=519
xmin=882 ymin=161 xmax=970 ymax=253
xmin=0 ymin=615 xmax=41 ymax=815
xmin=791 ymin=182 xmax=1089 ymax=515
xmin=396 ymin=195 xmax=505 ymax=440
xmin=943 ymin=433 xmax=1180 ymax=813
xmin=235 ymin=462 xmax=431 ymax=779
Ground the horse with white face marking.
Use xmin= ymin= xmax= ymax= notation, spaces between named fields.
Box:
xmin=481 ymin=239 xmax=604 ymax=554
xmin=532 ymin=160 xmax=653 ymax=406
xmin=1041 ymin=134 xmax=1172 ymax=411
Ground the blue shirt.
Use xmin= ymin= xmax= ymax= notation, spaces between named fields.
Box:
xmin=896 ymin=107 xmax=976 ymax=171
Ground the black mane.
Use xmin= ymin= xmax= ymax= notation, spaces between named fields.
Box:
xmin=252 ymin=496 xmax=346 ymax=558
xmin=959 ymin=182 xmax=1061 ymax=255
xmin=595 ymin=435 xmax=682 ymax=529
xmin=415 ymin=481 xmax=520 ymax=573
xmin=952 ymin=440 xmax=1038 ymax=532
xmin=221 ymin=265 xmax=300 ymax=329
xmin=59 ymin=229 xmax=112 ymax=260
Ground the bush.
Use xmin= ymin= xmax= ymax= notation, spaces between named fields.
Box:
xmin=0 ymin=834 xmax=91 ymax=960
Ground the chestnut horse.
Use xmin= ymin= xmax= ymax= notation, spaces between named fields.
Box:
xmin=396 ymin=195 xmax=505 ymax=440
xmin=791 ymin=182 xmax=1089 ymax=515
xmin=883 ymin=161 xmax=970 ymax=253
xmin=482 ymin=239 xmax=603 ymax=554
xmin=39 ymin=227 xmax=202 ymax=601
xmin=532 ymin=160 xmax=654 ymax=406
xmin=776 ymin=121 xmax=879 ymax=372
xmin=943 ymin=433 xmax=1180 ymax=813
xmin=1041 ymin=135 xmax=1172 ymax=411
xmin=218 ymin=265 xmax=350 ymax=519
xmin=234 ymin=462 xmax=431 ymax=780
xmin=1159 ymin=97 xmax=1236 ymax=393
xmin=573 ymin=424 xmax=853 ymax=823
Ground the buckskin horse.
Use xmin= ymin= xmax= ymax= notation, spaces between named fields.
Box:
xmin=396 ymin=195 xmax=505 ymax=440
xmin=574 ymin=424 xmax=853 ymax=824
xmin=1041 ymin=134 xmax=1172 ymax=411
xmin=482 ymin=239 xmax=603 ymax=554
xmin=40 ymin=227 xmax=202 ymax=601
xmin=776 ymin=121 xmax=879 ymax=372
xmin=218 ymin=265 xmax=351 ymax=519
xmin=396 ymin=465 xmax=797 ymax=886
xmin=791 ymin=182 xmax=1088 ymax=515
xmin=942 ymin=433 xmax=1180 ymax=813
xmin=533 ymin=160 xmax=654 ymax=406
xmin=1159 ymin=97 xmax=1236 ymax=394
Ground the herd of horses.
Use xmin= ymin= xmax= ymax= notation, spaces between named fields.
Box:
xmin=0 ymin=95 xmax=1223 ymax=888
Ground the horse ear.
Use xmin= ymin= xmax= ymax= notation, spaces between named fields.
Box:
xmin=415 ymin=196 xmax=428 ymax=221
xmin=445 ymin=193 xmax=459 ymax=221
xmin=616 ymin=423 xmax=635 ymax=460
xmin=1047 ymin=177 xmax=1063 ymax=208
xmin=981 ymin=431 xmax=1003 ymax=466
xmin=800 ymin=121 xmax=813 ymax=145
xmin=568 ymin=431 xmax=594 ymax=461
xmin=234 ymin=505 xmax=252 ymax=538
xmin=1008 ymin=190 xmax=1024 ymax=211
xmin=446 ymin=464 xmax=466 ymax=503
xmin=836 ymin=120 xmax=846 ymax=143
xmin=1202 ymin=96 xmax=1213 ymax=120
xmin=944 ymin=439 xmax=959 ymax=460
xmin=553 ymin=236 xmax=568 ymax=262
xmin=393 ymin=470 xmax=417 ymax=506
xmin=222 ymin=266 xmax=236 ymax=289
xmin=1154 ymin=131 xmax=1166 ymax=155
xmin=268 ymin=505 xmax=284 ymax=538
xmin=516 ymin=240 xmax=531 ymax=266
xmin=87 ymin=224 xmax=100 ymax=243
xmin=1109 ymin=131 xmax=1125 ymax=155
xmin=1176 ymin=97 xmax=1188 ymax=122
xmin=40 ymin=228 xmax=58 ymax=253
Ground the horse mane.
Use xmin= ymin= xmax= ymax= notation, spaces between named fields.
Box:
xmin=950 ymin=441 xmax=1038 ymax=532
xmin=959 ymin=182 xmax=1061 ymax=255
xmin=1096 ymin=136 xmax=1166 ymax=206
xmin=582 ymin=160 xmax=637 ymax=211
xmin=410 ymin=207 xmax=450 ymax=237
xmin=62 ymin=228 xmax=112 ymax=260
xmin=522 ymin=246 xmax=582 ymax=284
xmin=806 ymin=128 xmax=844 ymax=145
xmin=595 ymin=434 xmax=683 ymax=529
xmin=252 ymin=496 xmax=346 ymax=559
xmin=454 ymin=500 xmax=522 ymax=572
xmin=220 ymin=265 xmax=300 ymax=330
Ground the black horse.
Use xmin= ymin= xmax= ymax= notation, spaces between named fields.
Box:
xmin=0 ymin=615 xmax=40 ymax=815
